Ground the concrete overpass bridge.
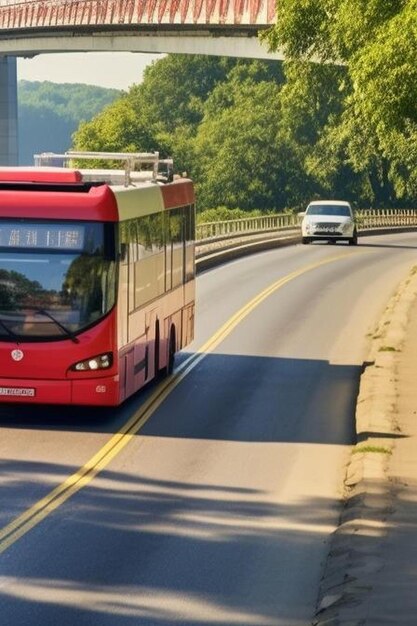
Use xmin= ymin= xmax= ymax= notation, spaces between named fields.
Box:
xmin=0 ymin=0 xmax=282 ymax=164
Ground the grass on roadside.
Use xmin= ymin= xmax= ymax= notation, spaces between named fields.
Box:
xmin=352 ymin=445 xmax=392 ymax=455
xmin=378 ymin=345 xmax=399 ymax=352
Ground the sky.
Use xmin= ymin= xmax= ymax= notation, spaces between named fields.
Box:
xmin=17 ymin=52 xmax=164 ymax=90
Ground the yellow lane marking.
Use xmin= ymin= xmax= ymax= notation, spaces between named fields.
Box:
xmin=179 ymin=251 xmax=359 ymax=363
xmin=0 ymin=250 xmax=363 ymax=554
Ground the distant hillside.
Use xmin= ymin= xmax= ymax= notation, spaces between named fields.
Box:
xmin=18 ymin=81 xmax=121 ymax=165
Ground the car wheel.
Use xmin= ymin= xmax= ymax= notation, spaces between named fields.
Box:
xmin=349 ymin=231 xmax=358 ymax=246
xmin=302 ymin=237 xmax=310 ymax=245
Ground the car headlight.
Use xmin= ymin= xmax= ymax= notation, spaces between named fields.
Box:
xmin=70 ymin=353 xmax=113 ymax=372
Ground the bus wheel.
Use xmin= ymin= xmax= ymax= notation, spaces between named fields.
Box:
xmin=167 ymin=327 xmax=176 ymax=375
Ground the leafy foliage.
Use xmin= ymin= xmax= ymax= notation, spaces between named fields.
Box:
xmin=264 ymin=0 xmax=417 ymax=205
xmin=193 ymin=72 xmax=283 ymax=210
xmin=74 ymin=55 xmax=238 ymax=173
xmin=73 ymin=56 xmax=301 ymax=211
xmin=48 ymin=31 xmax=413 ymax=213
xmin=197 ymin=207 xmax=264 ymax=223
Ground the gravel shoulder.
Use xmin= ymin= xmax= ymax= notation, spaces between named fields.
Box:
xmin=313 ymin=265 xmax=417 ymax=625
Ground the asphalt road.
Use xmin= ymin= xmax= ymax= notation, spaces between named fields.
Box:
xmin=0 ymin=232 xmax=416 ymax=626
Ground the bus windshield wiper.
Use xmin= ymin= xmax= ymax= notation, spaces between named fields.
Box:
xmin=34 ymin=308 xmax=80 ymax=344
xmin=0 ymin=318 xmax=20 ymax=342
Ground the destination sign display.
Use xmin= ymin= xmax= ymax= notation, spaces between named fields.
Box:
xmin=0 ymin=223 xmax=85 ymax=250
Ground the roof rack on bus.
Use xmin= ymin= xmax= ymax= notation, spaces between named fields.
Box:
xmin=33 ymin=151 xmax=174 ymax=187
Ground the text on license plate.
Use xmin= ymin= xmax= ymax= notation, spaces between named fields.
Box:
xmin=0 ymin=387 xmax=36 ymax=397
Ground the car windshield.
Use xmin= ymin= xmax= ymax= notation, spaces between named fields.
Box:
xmin=0 ymin=220 xmax=117 ymax=341
xmin=306 ymin=204 xmax=351 ymax=217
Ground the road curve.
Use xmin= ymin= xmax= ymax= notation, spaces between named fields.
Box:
xmin=0 ymin=232 xmax=416 ymax=625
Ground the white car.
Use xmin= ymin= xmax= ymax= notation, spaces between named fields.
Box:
xmin=299 ymin=200 xmax=358 ymax=245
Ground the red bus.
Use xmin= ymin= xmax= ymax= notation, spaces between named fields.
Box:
xmin=0 ymin=151 xmax=195 ymax=406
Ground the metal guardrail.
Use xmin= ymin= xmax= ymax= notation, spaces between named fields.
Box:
xmin=196 ymin=209 xmax=417 ymax=243
xmin=355 ymin=209 xmax=417 ymax=229
xmin=194 ymin=208 xmax=417 ymax=270
xmin=196 ymin=213 xmax=299 ymax=241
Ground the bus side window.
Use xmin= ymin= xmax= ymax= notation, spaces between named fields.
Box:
xmin=119 ymin=222 xmax=129 ymax=265
xmin=134 ymin=213 xmax=164 ymax=308
xmin=169 ymin=208 xmax=185 ymax=290
xmin=185 ymin=204 xmax=195 ymax=283
xmin=119 ymin=243 xmax=129 ymax=265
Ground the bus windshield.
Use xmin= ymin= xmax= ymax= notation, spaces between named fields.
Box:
xmin=0 ymin=220 xmax=117 ymax=341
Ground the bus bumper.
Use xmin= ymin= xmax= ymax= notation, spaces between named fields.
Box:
xmin=0 ymin=376 xmax=120 ymax=406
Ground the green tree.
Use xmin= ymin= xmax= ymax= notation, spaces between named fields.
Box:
xmin=275 ymin=61 xmax=349 ymax=206
xmin=73 ymin=55 xmax=239 ymax=173
xmin=73 ymin=93 xmax=155 ymax=155
xmin=193 ymin=63 xmax=287 ymax=210
xmin=263 ymin=0 xmax=417 ymax=204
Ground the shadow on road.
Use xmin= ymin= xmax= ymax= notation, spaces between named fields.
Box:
xmin=0 ymin=352 xmax=360 ymax=445
xmin=0 ymin=351 xmax=369 ymax=624
xmin=0 ymin=457 xmax=346 ymax=626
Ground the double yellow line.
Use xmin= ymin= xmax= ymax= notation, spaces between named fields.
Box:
xmin=0 ymin=251 xmax=355 ymax=555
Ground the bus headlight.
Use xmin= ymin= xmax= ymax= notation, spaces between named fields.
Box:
xmin=71 ymin=353 xmax=113 ymax=372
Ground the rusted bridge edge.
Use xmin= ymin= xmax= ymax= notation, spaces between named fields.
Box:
xmin=0 ymin=0 xmax=276 ymax=29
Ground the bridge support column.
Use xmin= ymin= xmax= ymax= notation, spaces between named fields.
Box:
xmin=0 ymin=56 xmax=18 ymax=166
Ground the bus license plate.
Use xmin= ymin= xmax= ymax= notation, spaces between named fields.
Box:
xmin=0 ymin=387 xmax=36 ymax=397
